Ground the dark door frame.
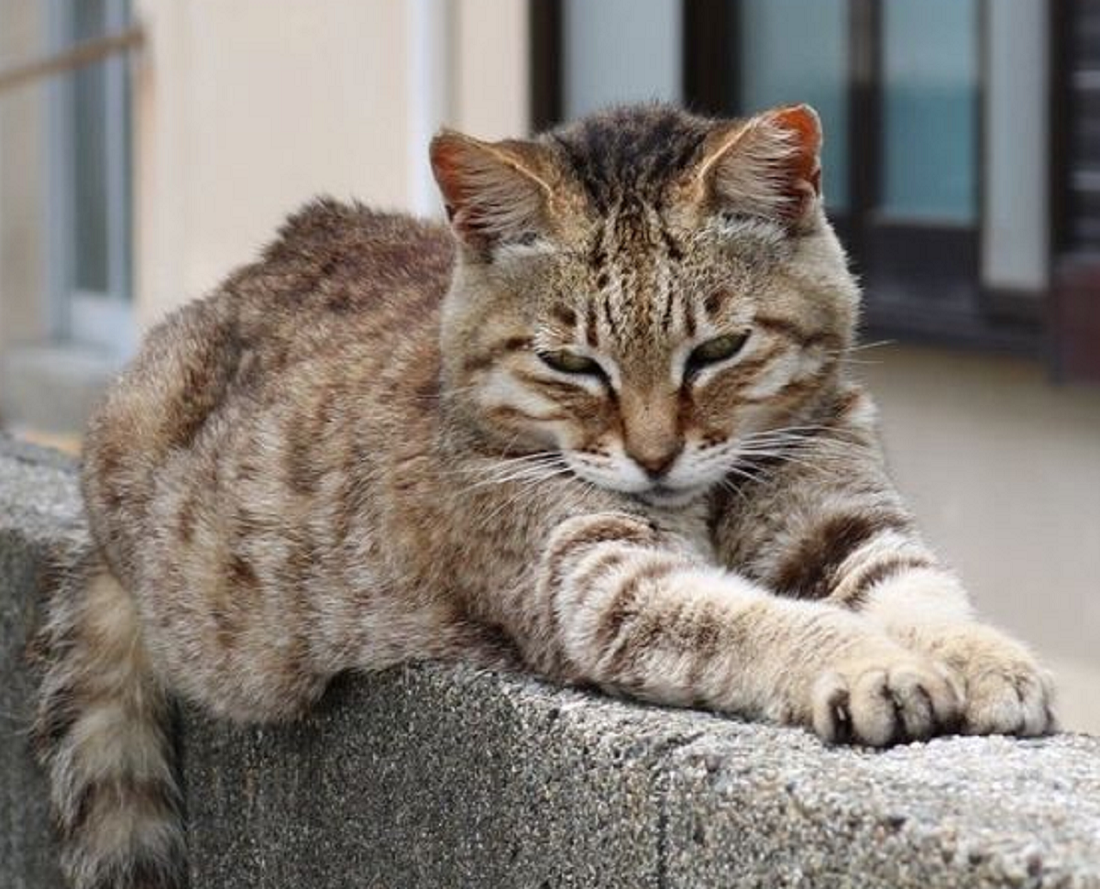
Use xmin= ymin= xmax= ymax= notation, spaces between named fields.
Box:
xmin=529 ymin=0 xmax=1050 ymax=357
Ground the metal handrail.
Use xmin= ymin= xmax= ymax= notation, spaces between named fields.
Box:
xmin=0 ymin=25 xmax=143 ymax=96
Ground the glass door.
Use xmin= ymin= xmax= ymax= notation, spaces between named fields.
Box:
xmin=879 ymin=0 xmax=978 ymax=225
xmin=866 ymin=0 xmax=980 ymax=320
xmin=561 ymin=0 xmax=682 ymax=119
xmin=728 ymin=0 xmax=980 ymax=321
xmin=735 ymin=0 xmax=850 ymax=220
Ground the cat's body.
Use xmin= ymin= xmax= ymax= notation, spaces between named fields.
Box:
xmin=35 ymin=104 xmax=1054 ymax=889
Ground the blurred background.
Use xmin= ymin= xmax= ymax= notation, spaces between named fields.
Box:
xmin=0 ymin=0 xmax=1096 ymax=731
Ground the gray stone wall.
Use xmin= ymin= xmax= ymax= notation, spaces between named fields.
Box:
xmin=0 ymin=438 xmax=81 ymax=889
xmin=3 ymin=437 xmax=1100 ymax=888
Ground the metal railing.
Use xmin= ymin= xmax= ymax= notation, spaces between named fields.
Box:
xmin=0 ymin=25 xmax=143 ymax=96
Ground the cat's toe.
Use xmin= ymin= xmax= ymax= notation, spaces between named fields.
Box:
xmin=964 ymin=662 xmax=1056 ymax=737
xmin=929 ymin=626 xmax=1057 ymax=737
xmin=812 ymin=657 xmax=961 ymax=747
xmin=811 ymin=671 xmax=853 ymax=744
xmin=849 ymin=668 xmax=902 ymax=746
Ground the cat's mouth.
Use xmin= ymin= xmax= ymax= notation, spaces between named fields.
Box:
xmin=637 ymin=483 xmax=706 ymax=509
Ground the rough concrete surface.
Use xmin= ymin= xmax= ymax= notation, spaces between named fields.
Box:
xmin=3 ymin=436 xmax=1100 ymax=888
xmin=0 ymin=436 xmax=81 ymax=889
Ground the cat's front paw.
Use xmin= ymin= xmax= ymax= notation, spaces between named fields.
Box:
xmin=811 ymin=649 xmax=962 ymax=747
xmin=929 ymin=625 xmax=1056 ymax=737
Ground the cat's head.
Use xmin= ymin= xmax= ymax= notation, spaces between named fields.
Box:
xmin=431 ymin=103 xmax=859 ymax=507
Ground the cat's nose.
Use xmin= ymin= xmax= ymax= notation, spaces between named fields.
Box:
xmin=621 ymin=387 xmax=681 ymax=479
xmin=629 ymin=443 xmax=683 ymax=479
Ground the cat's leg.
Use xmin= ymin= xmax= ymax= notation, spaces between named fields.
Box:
xmin=759 ymin=490 xmax=1058 ymax=737
xmin=713 ymin=421 xmax=1057 ymax=738
xmin=532 ymin=513 xmax=962 ymax=746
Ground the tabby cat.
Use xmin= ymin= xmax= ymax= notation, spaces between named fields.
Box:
xmin=35 ymin=103 xmax=1054 ymax=889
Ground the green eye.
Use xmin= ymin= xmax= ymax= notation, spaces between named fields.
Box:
xmin=686 ymin=333 xmax=750 ymax=376
xmin=538 ymin=350 xmax=604 ymax=376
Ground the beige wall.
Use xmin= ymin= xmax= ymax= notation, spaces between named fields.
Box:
xmin=862 ymin=345 xmax=1100 ymax=732
xmin=133 ymin=0 xmax=529 ymax=328
xmin=0 ymin=0 xmax=48 ymax=347
xmin=453 ymin=0 xmax=531 ymax=139
xmin=133 ymin=0 xmax=410 ymax=326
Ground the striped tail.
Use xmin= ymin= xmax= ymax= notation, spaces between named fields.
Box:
xmin=33 ymin=551 xmax=184 ymax=889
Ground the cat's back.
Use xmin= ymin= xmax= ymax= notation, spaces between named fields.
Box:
xmin=82 ymin=199 xmax=454 ymax=577
xmin=232 ymin=198 xmax=454 ymax=346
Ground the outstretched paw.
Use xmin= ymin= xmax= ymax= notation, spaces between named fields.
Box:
xmin=931 ymin=626 xmax=1056 ymax=737
xmin=811 ymin=651 xmax=963 ymax=747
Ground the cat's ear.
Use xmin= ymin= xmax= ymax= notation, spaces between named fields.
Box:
xmin=691 ymin=104 xmax=823 ymax=231
xmin=430 ymin=130 xmax=557 ymax=254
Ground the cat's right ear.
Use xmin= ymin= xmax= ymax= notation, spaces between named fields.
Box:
xmin=430 ymin=131 xmax=557 ymax=255
xmin=687 ymin=104 xmax=824 ymax=233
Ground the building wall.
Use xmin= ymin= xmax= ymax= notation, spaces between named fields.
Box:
xmin=133 ymin=0 xmax=411 ymax=327
xmin=0 ymin=0 xmax=48 ymax=348
xmin=863 ymin=345 xmax=1100 ymax=732
xmin=132 ymin=0 xmax=529 ymax=328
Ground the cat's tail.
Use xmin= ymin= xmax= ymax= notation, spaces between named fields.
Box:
xmin=32 ymin=549 xmax=184 ymax=889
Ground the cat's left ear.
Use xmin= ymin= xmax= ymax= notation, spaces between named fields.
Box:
xmin=689 ymin=104 xmax=823 ymax=232
xmin=430 ymin=130 xmax=558 ymax=255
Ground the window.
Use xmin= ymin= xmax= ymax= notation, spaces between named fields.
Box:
xmin=561 ymin=0 xmax=682 ymax=119
xmin=530 ymin=0 xmax=1052 ymax=357
xmin=47 ymin=0 xmax=134 ymax=355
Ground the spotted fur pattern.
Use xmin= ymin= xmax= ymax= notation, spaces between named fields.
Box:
xmin=35 ymin=103 xmax=1055 ymax=887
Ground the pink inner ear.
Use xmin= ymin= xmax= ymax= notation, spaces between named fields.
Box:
xmin=430 ymin=134 xmax=553 ymax=250
xmin=429 ymin=139 xmax=472 ymax=229
xmin=769 ymin=105 xmax=823 ymax=214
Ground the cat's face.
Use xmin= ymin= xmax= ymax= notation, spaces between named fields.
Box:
xmin=433 ymin=104 xmax=858 ymax=506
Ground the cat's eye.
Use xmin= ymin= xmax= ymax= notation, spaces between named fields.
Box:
xmin=686 ymin=333 xmax=750 ymax=378
xmin=538 ymin=350 xmax=604 ymax=377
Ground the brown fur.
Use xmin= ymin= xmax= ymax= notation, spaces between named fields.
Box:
xmin=36 ymin=103 xmax=1054 ymax=888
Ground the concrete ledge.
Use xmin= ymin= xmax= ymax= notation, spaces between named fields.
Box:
xmin=4 ymin=437 xmax=1100 ymax=888
xmin=0 ymin=436 xmax=81 ymax=889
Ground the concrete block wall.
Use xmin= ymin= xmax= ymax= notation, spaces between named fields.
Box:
xmin=0 ymin=437 xmax=82 ymax=889
xmin=3 ymin=436 xmax=1100 ymax=888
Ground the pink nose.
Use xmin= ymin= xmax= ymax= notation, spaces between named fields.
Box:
xmin=628 ymin=443 xmax=682 ymax=479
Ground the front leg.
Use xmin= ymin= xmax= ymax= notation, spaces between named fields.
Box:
xmin=782 ymin=514 xmax=1056 ymax=737
xmin=530 ymin=513 xmax=961 ymax=746
xmin=713 ymin=415 xmax=1057 ymax=738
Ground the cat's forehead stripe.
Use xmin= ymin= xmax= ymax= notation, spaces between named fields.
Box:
xmin=581 ymin=213 xmax=687 ymax=342
xmin=548 ymin=106 xmax=709 ymax=210
xmin=584 ymin=300 xmax=599 ymax=347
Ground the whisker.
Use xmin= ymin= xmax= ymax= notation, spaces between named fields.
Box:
xmin=849 ymin=338 xmax=896 ymax=353
xmin=718 ymin=475 xmax=753 ymax=505
xmin=474 ymin=468 xmax=579 ymax=525
xmin=723 ymin=460 xmax=761 ymax=483
xmin=465 ymin=462 xmax=570 ymax=490
xmin=438 ymin=451 xmax=563 ymax=480
xmin=739 ymin=437 xmax=864 ymax=459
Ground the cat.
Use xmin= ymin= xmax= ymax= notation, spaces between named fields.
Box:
xmin=33 ymin=103 xmax=1055 ymax=889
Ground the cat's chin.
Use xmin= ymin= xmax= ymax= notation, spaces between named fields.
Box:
xmin=636 ymin=484 xmax=707 ymax=509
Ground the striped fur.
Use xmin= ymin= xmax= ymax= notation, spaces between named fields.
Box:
xmin=38 ymin=103 xmax=1053 ymax=886
xmin=34 ymin=555 xmax=183 ymax=889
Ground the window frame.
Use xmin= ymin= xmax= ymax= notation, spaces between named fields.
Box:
xmin=44 ymin=0 xmax=135 ymax=356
